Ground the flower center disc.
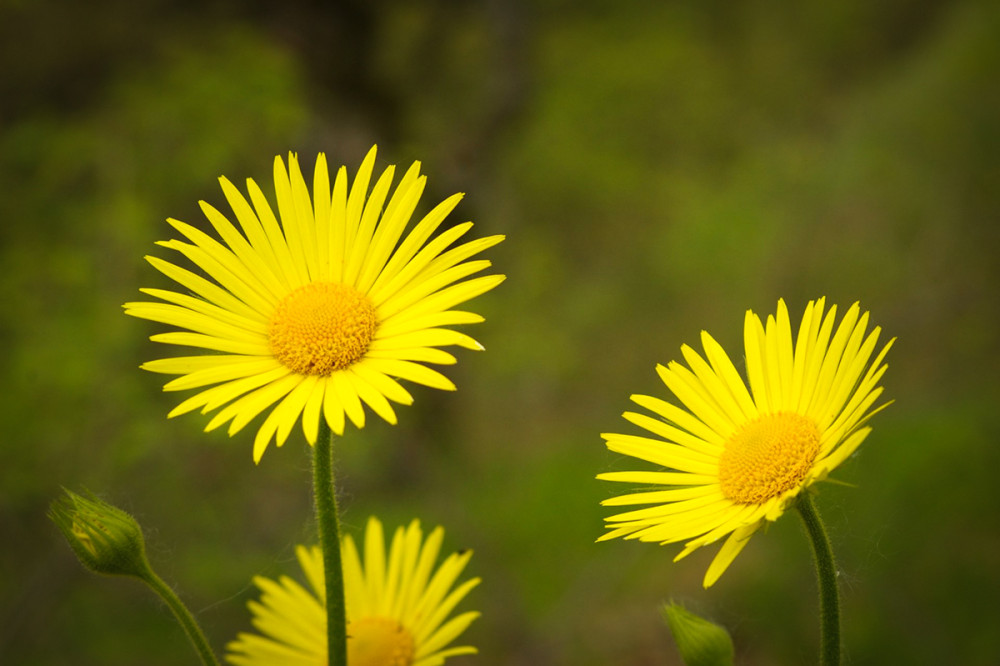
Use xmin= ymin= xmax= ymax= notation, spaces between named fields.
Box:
xmin=718 ymin=412 xmax=821 ymax=504
xmin=268 ymin=282 xmax=377 ymax=376
xmin=347 ymin=617 xmax=416 ymax=666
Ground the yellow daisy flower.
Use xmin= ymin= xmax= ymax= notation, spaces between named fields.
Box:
xmin=226 ymin=517 xmax=481 ymax=666
xmin=125 ymin=147 xmax=505 ymax=461
xmin=598 ymin=298 xmax=893 ymax=587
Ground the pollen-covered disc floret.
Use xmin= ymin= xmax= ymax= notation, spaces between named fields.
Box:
xmin=225 ymin=517 xmax=481 ymax=666
xmin=719 ymin=412 xmax=821 ymax=505
xmin=269 ymin=282 xmax=378 ymax=376
xmin=125 ymin=146 xmax=505 ymax=461
xmin=598 ymin=298 xmax=894 ymax=587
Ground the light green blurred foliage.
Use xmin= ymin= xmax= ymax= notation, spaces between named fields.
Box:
xmin=0 ymin=26 xmax=306 ymax=496
xmin=0 ymin=20 xmax=309 ymax=664
xmin=2 ymin=0 xmax=999 ymax=664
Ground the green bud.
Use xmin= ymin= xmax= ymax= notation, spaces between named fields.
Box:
xmin=49 ymin=489 xmax=153 ymax=580
xmin=662 ymin=601 xmax=735 ymax=666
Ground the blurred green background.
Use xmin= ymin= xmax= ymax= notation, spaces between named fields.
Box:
xmin=2 ymin=0 xmax=998 ymax=664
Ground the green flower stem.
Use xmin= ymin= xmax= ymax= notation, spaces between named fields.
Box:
xmin=796 ymin=493 xmax=841 ymax=666
xmin=139 ymin=566 xmax=220 ymax=666
xmin=313 ymin=421 xmax=347 ymax=666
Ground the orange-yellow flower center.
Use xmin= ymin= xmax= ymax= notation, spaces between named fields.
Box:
xmin=268 ymin=282 xmax=377 ymax=376
xmin=347 ymin=617 xmax=416 ymax=666
xmin=718 ymin=412 xmax=821 ymax=505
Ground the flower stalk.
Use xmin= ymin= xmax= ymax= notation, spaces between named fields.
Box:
xmin=141 ymin=569 xmax=222 ymax=666
xmin=796 ymin=492 xmax=841 ymax=666
xmin=312 ymin=421 xmax=347 ymax=666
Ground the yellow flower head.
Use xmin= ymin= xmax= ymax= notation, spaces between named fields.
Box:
xmin=126 ymin=147 xmax=505 ymax=461
xmin=598 ymin=298 xmax=893 ymax=587
xmin=226 ymin=517 xmax=481 ymax=666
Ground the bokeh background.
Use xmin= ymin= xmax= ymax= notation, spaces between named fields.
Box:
xmin=2 ymin=0 xmax=999 ymax=664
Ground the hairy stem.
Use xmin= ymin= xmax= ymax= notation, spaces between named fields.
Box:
xmin=796 ymin=492 xmax=841 ymax=666
xmin=140 ymin=568 xmax=220 ymax=666
xmin=313 ymin=421 xmax=347 ymax=665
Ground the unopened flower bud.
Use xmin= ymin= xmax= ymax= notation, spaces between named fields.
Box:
xmin=662 ymin=601 xmax=734 ymax=666
xmin=49 ymin=489 xmax=153 ymax=581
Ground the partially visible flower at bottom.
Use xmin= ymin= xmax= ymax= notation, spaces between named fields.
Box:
xmin=226 ymin=517 xmax=480 ymax=666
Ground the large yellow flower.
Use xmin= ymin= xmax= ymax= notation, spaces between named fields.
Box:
xmin=598 ymin=298 xmax=893 ymax=587
xmin=126 ymin=147 xmax=504 ymax=461
xmin=226 ymin=517 xmax=481 ymax=666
